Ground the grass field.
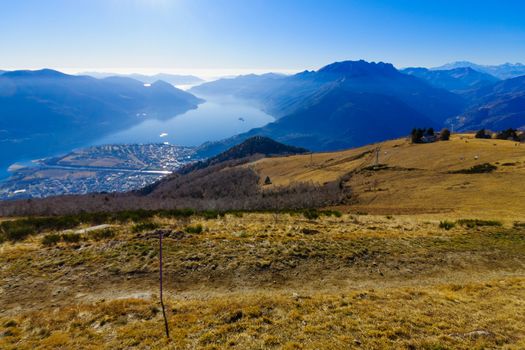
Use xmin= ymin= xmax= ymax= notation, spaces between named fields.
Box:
xmin=1 ymin=212 xmax=525 ymax=349
xmin=251 ymin=134 xmax=525 ymax=219
xmin=1 ymin=134 xmax=525 ymax=349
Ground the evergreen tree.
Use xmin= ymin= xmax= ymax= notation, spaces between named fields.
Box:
xmin=475 ymin=129 xmax=490 ymax=139
xmin=440 ymin=128 xmax=451 ymax=141
xmin=496 ymin=128 xmax=519 ymax=141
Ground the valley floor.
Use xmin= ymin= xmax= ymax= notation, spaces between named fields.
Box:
xmin=1 ymin=212 xmax=525 ymax=349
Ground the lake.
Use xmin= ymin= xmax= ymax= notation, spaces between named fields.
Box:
xmin=93 ymin=94 xmax=274 ymax=147
xmin=0 ymin=94 xmax=274 ymax=180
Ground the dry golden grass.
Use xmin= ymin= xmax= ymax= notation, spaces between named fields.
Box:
xmin=1 ymin=213 xmax=525 ymax=349
xmin=2 ymin=135 xmax=525 ymax=348
xmin=250 ymin=134 xmax=525 ymax=219
xmin=2 ymin=278 xmax=525 ymax=349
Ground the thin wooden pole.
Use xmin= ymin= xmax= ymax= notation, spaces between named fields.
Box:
xmin=159 ymin=230 xmax=170 ymax=340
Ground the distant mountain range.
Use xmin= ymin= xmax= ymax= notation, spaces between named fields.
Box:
xmin=193 ymin=60 xmax=465 ymax=156
xmin=0 ymin=69 xmax=203 ymax=175
xmin=79 ymin=72 xmax=204 ymax=86
xmin=2 ymin=60 xmax=525 ymax=181
xmin=193 ymin=60 xmax=525 ymax=156
xmin=432 ymin=61 xmax=525 ymax=80
xmin=450 ymin=75 xmax=525 ymax=131
xmin=401 ymin=67 xmax=499 ymax=93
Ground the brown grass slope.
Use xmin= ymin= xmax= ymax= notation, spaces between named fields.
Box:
xmin=250 ymin=134 xmax=525 ymax=219
xmin=2 ymin=135 xmax=525 ymax=348
xmin=1 ymin=213 xmax=525 ymax=349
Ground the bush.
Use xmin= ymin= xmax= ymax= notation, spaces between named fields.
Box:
xmin=449 ymin=163 xmax=497 ymax=174
xmin=1 ymin=223 xmax=34 ymax=242
xmin=132 ymin=222 xmax=160 ymax=233
xmin=0 ymin=216 xmax=82 ymax=242
xmin=61 ymin=232 xmax=81 ymax=243
xmin=475 ymin=129 xmax=491 ymax=139
xmin=319 ymin=210 xmax=342 ymax=217
xmin=411 ymin=128 xmax=436 ymax=143
xmin=89 ymin=228 xmax=116 ymax=241
xmin=439 ymin=221 xmax=455 ymax=230
xmin=303 ymin=209 xmax=320 ymax=220
xmin=513 ymin=222 xmax=525 ymax=229
xmin=201 ymin=210 xmax=223 ymax=220
xmin=184 ymin=224 xmax=203 ymax=234
xmin=496 ymin=128 xmax=520 ymax=141
xmin=42 ymin=233 xmax=61 ymax=246
xmin=457 ymin=219 xmax=502 ymax=228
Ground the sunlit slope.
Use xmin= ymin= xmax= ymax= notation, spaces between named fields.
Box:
xmin=248 ymin=134 xmax=525 ymax=218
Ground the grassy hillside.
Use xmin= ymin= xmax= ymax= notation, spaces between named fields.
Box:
xmin=250 ymin=134 xmax=525 ymax=219
xmin=1 ymin=134 xmax=525 ymax=349
xmin=1 ymin=212 xmax=525 ymax=349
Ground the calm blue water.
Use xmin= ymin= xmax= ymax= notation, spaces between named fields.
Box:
xmin=93 ymin=95 xmax=274 ymax=147
xmin=0 ymin=95 xmax=274 ymax=180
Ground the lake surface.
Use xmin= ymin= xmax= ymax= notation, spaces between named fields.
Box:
xmin=0 ymin=95 xmax=274 ymax=180
xmin=93 ymin=94 xmax=274 ymax=147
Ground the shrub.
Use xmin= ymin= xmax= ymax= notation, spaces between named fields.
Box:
xmin=496 ymin=128 xmax=520 ymax=141
xmin=42 ymin=233 xmax=61 ymax=246
xmin=449 ymin=163 xmax=497 ymax=174
xmin=89 ymin=228 xmax=116 ymax=241
xmin=61 ymin=232 xmax=81 ymax=243
xmin=513 ymin=222 xmax=525 ymax=229
xmin=0 ymin=216 xmax=82 ymax=242
xmin=1 ymin=223 xmax=34 ymax=242
xmin=439 ymin=221 xmax=455 ymax=230
xmin=475 ymin=129 xmax=491 ymax=139
xmin=201 ymin=210 xmax=222 ymax=220
xmin=303 ymin=209 xmax=320 ymax=220
xmin=184 ymin=224 xmax=203 ymax=234
xmin=132 ymin=222 xmax=160 ymax=233
xmin=319 ymin=210 xmax=342 ymax=217
xmin=411 ymin=128 xmax=436 ymax=143
xmin=457 ymin=219 xmax=502 ymax=228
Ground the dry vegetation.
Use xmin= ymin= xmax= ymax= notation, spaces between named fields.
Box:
xmin=251 ymin=134 xmax=525 ymax=218
xmin=1 ymin=212 xmax=525 ymax=349
xmin=1 ymin=134 xmax=525 ymax=349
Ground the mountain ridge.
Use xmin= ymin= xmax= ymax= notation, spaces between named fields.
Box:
xmin=192 ymin=60 xmax=464 ymax=157
xmin=433 ymin=61 xmax=525 ymax=79
xmin=402 ymin=67 xmax=499 ymax=93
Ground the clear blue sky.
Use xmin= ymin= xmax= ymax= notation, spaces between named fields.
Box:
xmin=1 ymin=0 xmax=524 ymax=75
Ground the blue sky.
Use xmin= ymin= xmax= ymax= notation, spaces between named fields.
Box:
xmin=1 ymin=0 xmax=524 ymax=76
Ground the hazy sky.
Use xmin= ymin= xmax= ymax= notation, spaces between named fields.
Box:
xmin=1 ymin=0 xmax=525 ymax=76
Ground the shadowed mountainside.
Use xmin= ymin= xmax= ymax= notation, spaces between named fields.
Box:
xmin=181 ymin=136 xmax=308 ymax=174
xmin=453 ymin=75 xmax=525 ymax=131
xmin=193 ymin=60 xmax=465 ymax=156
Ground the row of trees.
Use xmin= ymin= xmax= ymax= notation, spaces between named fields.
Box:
xmin=412 ymin=127 xmax=524 ymax=144
xmin=411 ymin=128 xmax=450 ymax=143
xmin=476 ymin=128 xmax=524 ymax=142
